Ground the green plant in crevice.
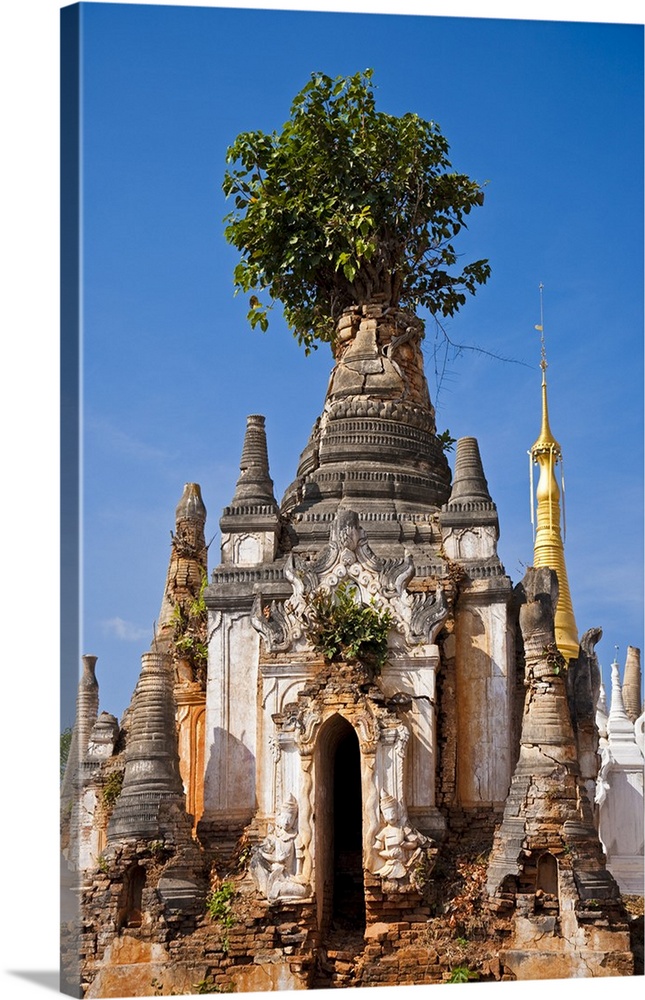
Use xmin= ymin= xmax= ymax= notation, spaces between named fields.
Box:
xmin=207 ymin=880 xmax=236 ymax=926
xmin=437 ymin=428 xmax=457 ymax=453
xmin=147 ymin=839 xmax=166 ymax=858
xmin=542 ymin=641 xmax=567 ymax=675
xmin=207 ymin=880 xmax=237 ymax=952
xmin=102 ymin=768 xmax=124 ymax=807
xmin=172 ymin=569 xmax=210 ymax=677
xmin=302 ymin=579 xmax=394 ymax=673
xmin=447 ymin=965 xmax=479 ymax=984
xmin=193 ymin=978 xmax=234 ymax=995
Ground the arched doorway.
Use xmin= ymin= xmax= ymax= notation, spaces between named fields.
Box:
xmin=315 ymin=714 xmax=365 ymax=936
xmin=333 ymin=722 xmax=365 ymax=931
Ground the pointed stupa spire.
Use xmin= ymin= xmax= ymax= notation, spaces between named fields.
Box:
xmin=156 ymin=483 xmax=208 ymax=644
xmin=75 ymin=654 xmax=100 ymax=763
xmin=607 ymin=654 xmax=637 ymax=745
xmin=107 ymin=647 xmax=189 ymax=843
xmin=60 ymin=654 xmax=100 ymax=811
xmin=175 ymin=480 xmax=207 ymax=525
xmin=231 ymin=414 xmax=278 ymax=508
xmin=622 ymin=645 xmax=642 ymax=723
xmin=448 ymin=436 xmax=493 ymax=503
xmin=529 ymin=286 xmax=579 ymax=663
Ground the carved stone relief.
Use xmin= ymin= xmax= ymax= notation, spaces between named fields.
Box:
xmin=251 ymin=509 xmax=448 ymax=657
xmin=250 ymin=794 xmax=310 ymax=901
xmin=442 ymin=525 xmax=497 ymax=561
xmin=370 ymin=790 xmax=429 ymax=883
xmin=264 ymin=681 xmax=431 ymax=898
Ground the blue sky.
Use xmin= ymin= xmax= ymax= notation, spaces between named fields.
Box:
xmin=69 ymin=1 xmax=644 ymax=728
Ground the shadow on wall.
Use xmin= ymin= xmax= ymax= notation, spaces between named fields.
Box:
xmin=203 ymin=727 xmax=257 ymax=819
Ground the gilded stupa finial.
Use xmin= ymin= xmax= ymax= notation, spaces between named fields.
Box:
xmin=528 ymin=284 xmax=579 ymax=663
xmin=531 ymin=283 xmax=561 ymax=456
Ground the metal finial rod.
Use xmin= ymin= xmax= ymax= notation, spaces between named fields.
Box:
xmin=537 ymin=282 xmax=547 ymax=373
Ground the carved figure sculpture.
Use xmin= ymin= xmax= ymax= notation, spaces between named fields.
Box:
xmin=373 ymin=790 xmax=426 ymax=881
xmin=250 ymin=794 xmax=309 ymax=901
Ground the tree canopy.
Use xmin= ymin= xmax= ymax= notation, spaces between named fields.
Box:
xmin=223 ymin=69 xmax=490 ymax=353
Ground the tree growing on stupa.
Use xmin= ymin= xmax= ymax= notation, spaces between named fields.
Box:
xmin=223 ymin=69 xmax=490 ymax=354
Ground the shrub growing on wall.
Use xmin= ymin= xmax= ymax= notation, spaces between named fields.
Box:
xmin=303 ymin=579 xmax=394 ymax=673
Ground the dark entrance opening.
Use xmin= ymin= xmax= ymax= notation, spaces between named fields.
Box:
xmin=117 ymin=863 xmax=146 ymax=932
xmin=331 ymin=723 xmax=365 ymax=932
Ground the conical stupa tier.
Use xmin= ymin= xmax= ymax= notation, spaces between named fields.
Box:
xmin=60 ymin=654 xmax=100 ymax=812
xmin=107 ymin=649 xmax=189 ymax=843
xmin=155 ymin=482 xmax=208 ymax=645
xmin=230 ymin=414 xmax=279 ymax=509
xmin=219 ymin=414 xmax=281 ymax=563
xmin=280 ymin=305 xmax=451 ymax=554
xmin=448 ymin=436 xmax=493 ymax=504
xmin=622 ymin=645 xmax=642 ymax=723
xmin=176 ymin=480 xmax=208 ymax=525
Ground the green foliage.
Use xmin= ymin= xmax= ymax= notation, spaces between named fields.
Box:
xmin=60 ymin=727 xmax=73 ymax=782
xmin=437 ymin=429 xmax=457 ymax=453
xmin=193 ymin=979 xmax=234 ymax=995
xmin=207 ymin=881 xmax=237 ymax=954
xmin=542 ymin=642 xmax=568 ymax=674
xmin=448 ymin=965 xmax=479 ymax=984
xmin=207 ymin=881 xmax=236 ymax=928
xmin=189 ymin=570 xmax=209 ymax=618
xmin=172 ymin=569 xmax=209 ymax=671
xmin=102 ymin=769 xmax=124 ymax=807
xmin=223 ymin=69 xmax=490 ymax=353
xmin=303 ymin=579 xmax=394 ymax=672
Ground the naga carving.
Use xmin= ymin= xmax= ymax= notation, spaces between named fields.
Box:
xmin=409 ymin=585 xmax=449 ymax=644
xmin=251 ymin=594 xmax=293 ymax=652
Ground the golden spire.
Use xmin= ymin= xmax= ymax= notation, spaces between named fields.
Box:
xmin=529 ymin=285 xmax=579 ymax=662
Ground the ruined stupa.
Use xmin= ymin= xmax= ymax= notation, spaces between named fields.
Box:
xmin=61 ymin=299 xmax=641 ymax=996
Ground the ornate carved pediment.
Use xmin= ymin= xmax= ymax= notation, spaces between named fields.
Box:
xmin=270 ymin=673 xmax=408 ymax=761
xmin=302 ymin=510 xmax=415 ymax=599
xmin=251 ymin=510 xmax=447 ymax=656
